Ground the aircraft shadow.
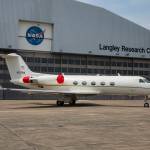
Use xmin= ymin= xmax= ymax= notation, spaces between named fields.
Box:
xmin=12 ymin=102 xmax=143 ymax=109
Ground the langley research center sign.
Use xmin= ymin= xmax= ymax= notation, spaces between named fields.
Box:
xmin=99 ymin=44 xmax=150 ymax=58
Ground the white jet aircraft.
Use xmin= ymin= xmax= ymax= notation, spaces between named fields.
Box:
xmin=0 ymin=53 xmax=150 ymax=107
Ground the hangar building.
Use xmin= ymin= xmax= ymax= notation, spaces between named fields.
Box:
xmin=0 ymin=0 xmax=150 ymax=99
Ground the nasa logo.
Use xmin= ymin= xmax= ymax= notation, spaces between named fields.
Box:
xmin=26 ymin=26 xmax=44 ymax=45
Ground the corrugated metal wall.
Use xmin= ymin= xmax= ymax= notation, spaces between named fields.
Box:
xmin=0 ymin=0 xmax=53 ymax=49
xmin=51 ymin=0 xmax=150 ymax=58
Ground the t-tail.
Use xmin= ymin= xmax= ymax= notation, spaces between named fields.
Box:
xmin=0 ymin=53 xmax=33 ymax=82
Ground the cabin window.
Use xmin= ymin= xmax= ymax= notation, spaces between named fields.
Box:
xmin=110 ymin=82 xmax=115 ymax=86
xmin=91 ymin=81 xmax=96 ymax=86
xmin=73 ymin=81 xmax=78 ymax=85
xmin=101 ymin=82 xmax=105 ymax=86
xmin=139 ymin=79 xmax=145 ymax=83
xmin=82 ymin=81 xmax=87 ymax=86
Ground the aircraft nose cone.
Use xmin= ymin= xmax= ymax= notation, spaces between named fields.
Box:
xmin=57 ymin=73 xmax=64 ymax=84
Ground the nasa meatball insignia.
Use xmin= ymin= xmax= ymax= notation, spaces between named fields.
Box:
xmin=26 ymin=26 xmax=45 ymax=46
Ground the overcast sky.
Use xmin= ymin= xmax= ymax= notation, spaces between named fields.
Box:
xmin=77 ymin=0 xmax=150 ymax=30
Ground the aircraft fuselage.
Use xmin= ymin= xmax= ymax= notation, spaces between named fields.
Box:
xmin=13 ymin=75 xmax=150 ymax=96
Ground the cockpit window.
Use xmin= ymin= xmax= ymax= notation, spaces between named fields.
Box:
xmin=139 ymin=78 xmax=150 ymax=83
xmin=144 ymin=79 xmax=150 ymax=83
xmin=139 ymin=79 xmax=145 ymax=83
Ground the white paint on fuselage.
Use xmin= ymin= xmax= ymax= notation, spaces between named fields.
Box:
xmin=13 ymin=75 xmax=150 ymax=96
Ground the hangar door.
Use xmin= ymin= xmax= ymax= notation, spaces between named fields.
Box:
xmin=18 ymin=21 xmax=52 ymax=51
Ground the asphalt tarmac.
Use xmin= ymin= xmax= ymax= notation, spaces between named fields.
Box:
xmin=0 ymin=100 xmax=150 ymax=150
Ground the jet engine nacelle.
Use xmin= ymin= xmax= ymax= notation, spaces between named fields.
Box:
xmin=22 ymin=76 xmax=39 ymax=84
xmin=22 ymin=74 xmax=65 ymax=85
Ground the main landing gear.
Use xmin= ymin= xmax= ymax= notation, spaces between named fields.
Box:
xmin=69 ymin=100 xmax=76 ymax=106
xmin=56 ymin=95 xmax=77 ymax=107
xmin=57 ymin=101 xmax=64 ymax=107
xmin=144 ymin=96 xmax=149 ymax=108
xmin=56 ymin=100 xmax=77 ymax=106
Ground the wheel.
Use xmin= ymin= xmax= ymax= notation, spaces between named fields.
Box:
xmin=144 ymin=103 xmax=149 ymax=108
xmin=69 ymin=100 xmax=76 ymax=105
xmin=57 ymin=101 xmax=64 ymax=106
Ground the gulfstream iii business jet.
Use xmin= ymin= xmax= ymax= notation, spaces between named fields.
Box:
xmin=0 ymin=53 xmax=150 ymax=107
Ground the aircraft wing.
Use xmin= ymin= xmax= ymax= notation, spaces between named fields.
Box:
xmin=4 ymin=88 xmax=100 ymax=95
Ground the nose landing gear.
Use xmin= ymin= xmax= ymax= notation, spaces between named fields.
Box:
xmin=144 ymin=96 xmax=149 ymax=108
xmin=144 ymin=103 xmax=149 ymax=108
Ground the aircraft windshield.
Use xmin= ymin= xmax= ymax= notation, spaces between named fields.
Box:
xmin=144 ymin=78 xmax=150 ymax=83
xmin=139 ymin=78 xmax=150 ymax=83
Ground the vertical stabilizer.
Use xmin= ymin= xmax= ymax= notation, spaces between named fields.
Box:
xmin=1 ymin=53 xmax=33 ymax=80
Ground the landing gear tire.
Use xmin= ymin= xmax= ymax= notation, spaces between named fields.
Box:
xmin=57 ymin=101 xmax=64 ymax=107
xmin=69 ymin=100 xmax=76 ymax=106
xmin=144 ymin=103 xmax=149 ymax=108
